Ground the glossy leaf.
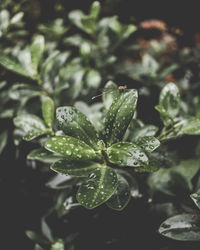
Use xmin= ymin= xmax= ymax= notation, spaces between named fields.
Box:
xmin=158 ymin=82 xmax=180 ymax=119
xmin=51 ymin=160 xmax=101 ymax=177
xmin=76 ymin=166 xmax=118 ymax=209
xmin=104 ymin=89 xmax=138 ymax=145
xmin=102 ymin=81 xmax=120 ymax=110
xmin=159 ymin=214 xmax=200 ymax=241
xmin=14 ymin=114 xmax=47 ymax=141
xmin=130 ymin=124 xmax=158 ymax=141
xmin=31 ymin=35 xmax=45 ymax=74
xmin=86 ymin=69 xmax=101 ymax=89
xmin=81 ymin=16 xmax=96 ymax=35
xmin=0 ymin=130 xmax=8 ymax=154
xmin=56 ymin=106 xmax=99 ymax=148
xmin=107 ymin=142 xmax=149 ymax=167
xmin=190 ymin=189 xmax=200 ymax=210
xmin=27 ymin=148 xmax=61 ymax=163
xmin=45 ymin=136 xmax=100 ymax=161
xmin=181 ymin=117 xmax=200 ymax=135
xmin=41 ymin=216 xmax=53 ymax=243
xmin=0 ymin=53 xmax=34 ymax=79
xmin=42 ymin=97 xmax=55 ymax=128
xmin=50 ymin=239 xmax=65 ymax=250
xmin=106 ymin=174 xmax=130 ymax=210
xmin=136 ymin=136 xmax=160 ymax=153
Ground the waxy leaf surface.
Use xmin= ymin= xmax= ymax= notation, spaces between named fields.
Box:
xmin=106 ymin=174 xmax=130 ymax=210
xmin=56 ymin=106 xmax=98 ymax=149
xmin=136 ymin=136 xmax=160 ymax=153
xmin=107 ymin=142 xmax=149 ymax=167
xmin=51 ymin=159 xmax=101 ymax=177
xmin=45 ymin=136 xmax=99 ymax=161
xmin=159 ymin=214 xmax=200 ymax=241
xmin=104 ymin=89 xmax=138 ymax=145
xmin=181 ymin=117 xmax=200 ymax=135
xmin=76 ymin=166 xmax=117 ymax=209
xmin=42 ymin=97 xmax=55 ymax=128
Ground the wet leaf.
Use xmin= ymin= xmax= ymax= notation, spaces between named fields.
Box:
xmin=45 ymin=136 xmax=100 ymax=161
xmin=56 ymin=106 xmax=99 ymax=149
xmin=136 ymin=136 xmax=160 ymax=153
xmin=106 ymin=174 xmax=130 ymax=210
xmin=190 ymin=189 xmax=200 ymax=210
xmin=104 ymin=89 xmax=138 ymax=145
xmin=129 ymin=124 xmax=158 ymax=141
xmin=107 ymin=142 xmax=149 ymax=167
xmin=159 ymin=214 xmax=200 ymax=241
xmin=14 ymin=114 xmax=48 ymax=141
xmin=181 ymin=117 xmax=200 ymax=135
xmin=0 ymin=53 xmax=34 ymax=79
xmin=31 ymin=35 xmax=45 ymax=74
xmin=51 ymin=160 xmax=101 ymax=177
xmin=27 ymin=148 xmax=61 ymax=163
xmin=42 ymin=97 xmax=55 ymax=128
xmin=76 ymin=166 xmax=117 ymax=209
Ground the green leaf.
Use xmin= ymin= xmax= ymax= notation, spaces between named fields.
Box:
xmin=68 ymin=10 xmax=85 ymax=30
xmin=51 ymin=160 xmax=101 ymax=177
xmin=45 ymin=136 xmax=100 ymax=161
xmin=159 ymin=214 xmax=200 ymax=241
xmin=136 ymin=136 xmax=160 ymax=153
xmin=81 ymin=16 xmax=96 ymax=35
xmin=190 ymin=189 xmax=200 ymax=210
xmin=102 ymin=81 xmax=120 ymax=110
xmin=107 ymin=142 xmax=149 ymax=167
xmin=25 ymin=230 xmax=49 ymax=245
xmin=14 ymin=114 xmax=47 ymax=141
xmin=76 ymin=166 xmax=117 ymax=209
xmin=50 ymin=239 xmax=65 ymax=250
xmin=42 ymin=97 xmax=55 ymax=128
xmin=181 ymin=117 xmax=200 ymax=135
xmin=30 ymin=35 xmax=45 ymax=74
xmin=106 ymin=174 xmax=130 ymax=210
xmin=129 ymin=124 xmax=158 ymax=141
xmin=0 ymin=53 xmax=34 ymax=79
xmin=86 ymin=70 xmax=101 ymax=89
xmin=27 ymin=148 xmax=61 ymax=163
xmin=41 ymin=216 xmax=53 ymax=243
xmin=104 ymin=89 xmax=138 ymax=145
xmin=56 ymin=106 xmax=99 ymax=149
xmin=89 ymin=1 xmax=101 ymax=19
xmin=0 ymin=130 xmax=8 ymax=154
xmin=158 ymin=82 xmax=180 ymax=120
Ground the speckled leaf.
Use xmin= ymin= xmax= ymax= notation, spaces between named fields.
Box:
xmin=14 ymin=114 xmax=47 ymax=140
xmin=23 ymin=130 xmax=48 ymax=141
xmin=104 ymin=89 xmax=138 ymax=145
xmin=56 ymin=106 xmax=98 ymax=148
xmin=107 ymin=142 xmax=149 ymax=167
xmin=0 ymin=53 xmax=34 ymax=79
xmin=181 ymin=117 xmax=200 ymax=135
xmin=191 ymin=189 xmax=200 ymax=210
xmin=159 ymin=214 xmax=200 ymax=241
xmin=76 ymin=166 xmax=118 ymax=209
xmin=42 ymin=97 xmax=55 ymax=128
xmin=51 ymin=159 xmax=101 ymax=177
xmin=50 ymin=239 xmax=64 ymax=250
xmin=102 ymin=81 xmax=120 ymax=110
xmin=106 ymin=174 xmax=130 ymax=210
xmin=27 ymin=148 xmax=61 ymax=163
xmin=30 ymin=35 xmax=45 ymax=74
xmin=136 ymin=136 xmax=160 ymax=153
xmin=158 ymin=82 xmax=180 ymax=119
xmin=45 ymin=136 xmax=100 ymax=161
